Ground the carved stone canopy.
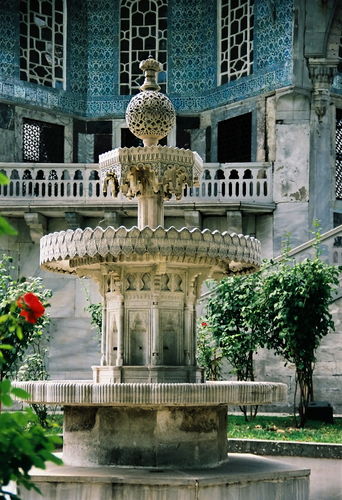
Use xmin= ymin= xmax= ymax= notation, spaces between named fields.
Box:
xmin=100 ymin=145 xmax=202 ymax=200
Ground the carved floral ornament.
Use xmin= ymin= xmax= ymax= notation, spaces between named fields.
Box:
xmin=39 ymin=225 xmax=261 ymax=275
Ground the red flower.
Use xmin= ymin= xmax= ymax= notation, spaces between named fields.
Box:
xmin=17 ymin=293 xmax=45 ymax=324
xmin=202 ymin=322 xmax=208 ymax=327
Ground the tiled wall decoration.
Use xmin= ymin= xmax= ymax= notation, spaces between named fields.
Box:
xmin=0 ymin=0 xmax=301 ymax=117
xmin=254 ymin=0 xmax=293 ymax=72
xmin=168 ymin=0 xmax=217 ymax=94
xmin=0 ymin=1 xmax=18 ymax=80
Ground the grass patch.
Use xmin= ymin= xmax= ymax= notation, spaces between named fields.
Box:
xmin=45 ymin=413 xmax=63 ymax=434
xmin=42 ymin=413 xmax=342 ymax=444
xmin=228 ymin=414 xmax=342 ymax=444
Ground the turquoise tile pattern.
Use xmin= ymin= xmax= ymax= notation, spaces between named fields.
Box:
xmin=0 ymin=0 xmax=324 ymax=117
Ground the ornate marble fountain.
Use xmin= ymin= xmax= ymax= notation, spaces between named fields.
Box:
xmin=15 ymin=58 xmax=309 ymax=500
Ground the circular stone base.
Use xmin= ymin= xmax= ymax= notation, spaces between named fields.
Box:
xmin=63 ymin=404 xmax=228 ymax=468
xmin=14 ymin=454 xmax=310 ymax=500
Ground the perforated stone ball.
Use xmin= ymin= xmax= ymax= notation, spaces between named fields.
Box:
xmin=126 ymin=90 xmax=176 ymax=144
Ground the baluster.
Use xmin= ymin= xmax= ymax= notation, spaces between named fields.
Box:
xmin=201 ymin=182 xmax=205 ymax=197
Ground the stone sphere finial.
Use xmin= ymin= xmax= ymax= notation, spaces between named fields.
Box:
xmin=125 ymin=57 xmax=176 ymax=147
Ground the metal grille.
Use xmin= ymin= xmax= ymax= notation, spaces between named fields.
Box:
xmin=336 ymin=109 xmax=342 ymax=199
xmin=23 ymin=118 xmax=64 ymax=163
xmin=119 ymin=0 xmax=167 ymax=95
xmin=219 ymin=0 xmax=254 ymax=85
xmin=20 ymin=0 xmax=66 ymax=89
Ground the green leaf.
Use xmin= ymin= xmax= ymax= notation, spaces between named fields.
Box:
xmin=0 ymin=378 xmax=11 ymax=392
xmin=0 ymin=216 xmax=17 ymax=236
xmin=16 ymin=325 xmax=23 ymax=340
xmin=10 ymin=387 xmax=30 ymax=399
xmin=0 ymin=344 xmax=12 ymax=350
xmin=0 ymin=172 xmax=9 ymax=185
xmin=1 ymin=394 xmax=13 ymax=407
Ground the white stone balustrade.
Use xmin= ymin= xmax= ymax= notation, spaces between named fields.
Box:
xmin=0 ymin=161 xmax=273 ymax=206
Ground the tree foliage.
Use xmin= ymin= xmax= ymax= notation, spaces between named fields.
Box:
xmin=199 ymin=228 xmax=340 ymax=427
xmin=0 ymin=379 xmax=62 ymax=500
xmin=197 ymin=321 xmax=223 ymax=381
xmin=0 ymin=185 xmax=62 ymax=500
xmin=0 ymin=255 xmax=52 ymax=381
xmin=199 ymin=271 xmax=263 ymax=420
xmin=256 ymin=254 xmax=339 ymax=427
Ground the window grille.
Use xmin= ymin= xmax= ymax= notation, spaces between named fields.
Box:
xmin=219 ymin=0 xmax=254 ymax=85
xmin=23 ymin=118 xmax=64 ymax=163
xmin=20 ymin=0 xmax=66 ymax=89
xmin=217 ymin=113 xmax=252 ymax=163
xmin=336 ymin=109 xmax=342 ymax=199
xmin=119 ymin=0 xmax=167 ymax=95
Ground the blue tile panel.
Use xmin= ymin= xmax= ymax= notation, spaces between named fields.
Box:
xmin=333 ymin=74 xmax=342 ymax=96
xmin=0 ymin=0 xmax=296 ymax=117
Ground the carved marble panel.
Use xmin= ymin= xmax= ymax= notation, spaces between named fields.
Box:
xmin=160 ymin=310 xmax=182 ymax=366
xmin=126 ymin=310 xmax=150 ymax=366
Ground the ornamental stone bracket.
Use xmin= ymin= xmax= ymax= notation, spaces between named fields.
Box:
xmin=24 ymin=212 xmax=47 ymax=244
xmin=308 ymin=58 xmax=339 ymax=122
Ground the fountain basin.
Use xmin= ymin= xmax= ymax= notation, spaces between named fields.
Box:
xmin=14 ymin=381 xmax=286 ymax=468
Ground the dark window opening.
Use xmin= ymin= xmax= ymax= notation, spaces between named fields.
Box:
xmin=94 ymin=135 xmax=112 ymax=163
xmin=206 ymin=126 xmax=211 ymax=162
xmin=23 ymin=118 xmax=64 ymax=163
xmin=121 ymin=128 xmax=166 ymax=148
xmin=217 ymin=113 xmax=252 ymax=163
xmin=176 ymin=116 xmax=200 ymax=150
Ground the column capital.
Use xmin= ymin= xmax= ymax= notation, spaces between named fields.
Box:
xmin=308 ymin=58 xmax=339 ymax=122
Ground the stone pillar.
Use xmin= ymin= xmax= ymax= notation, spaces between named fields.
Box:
xmin=183 ymin=301 xmax=191 ymax=366
xmin=184 ymin=210 xmax=202 ymax=230
xmin=308 ymin=59 xmax=338 ymax=233
xmin=137 ymin=194 xmax=164 ymax=229
xmin=151 ymin=296 xmax=160 ymax=365
xmin=116 ymin=296 xmax=124 ymax=367
xmin=226 ymin=210 xmax=242 ymax=234
xmin=24 ymin=213 xmax=47 ymax=244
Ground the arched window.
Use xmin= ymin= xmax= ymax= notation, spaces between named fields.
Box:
xmin=219 ymin=0 xmax=254 ymax=85
xmin=119 ymin=0 xmax=167 ymax=95
xmin=20 ymin=0 xmax=66 ymax=90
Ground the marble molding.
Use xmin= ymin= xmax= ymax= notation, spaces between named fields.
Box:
xmin=40 ymin=225 xmax=261 ymax=275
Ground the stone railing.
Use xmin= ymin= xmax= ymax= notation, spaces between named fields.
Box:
xmin=0 ymin=161 xmax=273 ymax=206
